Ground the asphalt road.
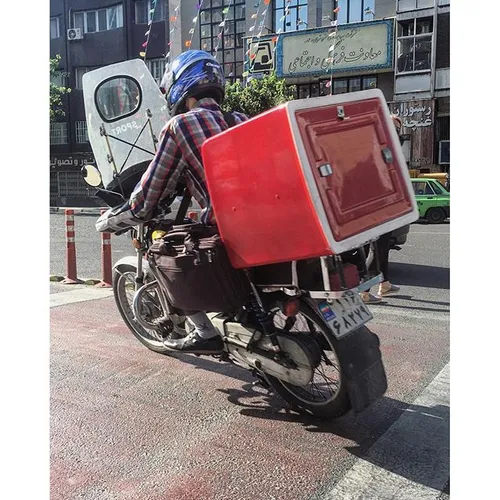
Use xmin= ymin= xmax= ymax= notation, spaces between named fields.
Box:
xmin=50 ymin=217 xmax=450 ymax=499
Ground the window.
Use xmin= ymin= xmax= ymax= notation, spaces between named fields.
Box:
xmin=397 ymin=17 xmax=433 ymax=73
xmin=75 ymin=67 xmax=97 ymax=90
xmin=412 ymin=181 xmax=435 ymax=196
xmin=397 ymin=0 xmax=435 ymax=12
xmin=336 ymin=0 xmax=375 ymax=25
xmin=362 ymin=76 xmax=377 ymax=89
xmin=50 ymin=123 xmax=68 ymax=145
xmin=293 ymin=76 xmax=377 ymax=99
xmin=50 ymin=71 xmax=66 ymax=87
xmin=273 ymin=0 xmax=308 ymax=33
xmin=146 ymin=58 xmax=167 ymax=85
xmin=199 ymin=1 xmax=245 ymax=82
xmin=135 ymin=0 xmax=165 ymax=24
xmin=75 ymin=121 xmax=89 ymax=143
xmin=73 ymin=4 xmax=123 ymax=33
xmin=333 ymin=79 xmax=348 ymax=94
xmin=95 ymin=77 xmax=141 ymax=122
xmin=50 ymin=17 xmax=60 ymax=39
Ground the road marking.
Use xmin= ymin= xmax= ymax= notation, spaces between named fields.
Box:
xmin=410 ymin=232 xmax=450 ymax=235
xmin=50 ymin=288 xmax=114 ymax=308
xmin=372 ymin=307 xmax=450 ymax=322
xmin=322 ymin=363 xmax=449 ymax=499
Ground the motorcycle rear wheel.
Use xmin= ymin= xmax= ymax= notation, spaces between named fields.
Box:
xmin=266 ymin=301 xmax=351 ymax=419
xmin=113 ymin=264 xmax=183 ymax=354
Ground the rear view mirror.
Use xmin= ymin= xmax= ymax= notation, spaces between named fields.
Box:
xmin=82 ymin=165 xmax=102 ymax=187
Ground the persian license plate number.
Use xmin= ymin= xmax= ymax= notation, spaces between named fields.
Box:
xmin=317 ymin=291 xmax=373 ymax=339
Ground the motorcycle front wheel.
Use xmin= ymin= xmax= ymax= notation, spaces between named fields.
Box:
xmin=113 ymin=264 xmax=185 ymax=354
xmin=265 ymin=301 xmax=351 ymax=419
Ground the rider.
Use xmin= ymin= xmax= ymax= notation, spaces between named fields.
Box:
xmin=96 ymin=50 xmax=248 ymax=354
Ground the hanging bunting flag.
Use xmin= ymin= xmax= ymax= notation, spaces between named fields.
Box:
xmin=223 ymin=7 xmax=229 ymax=14
xmin=333 ymin=7 xmax=340 ymax=13
xmin=249 ymin=26 xmax=255 ymax=32
xmin=189 ymin=28 xmax=195 ymax=34
xmin=325 ymin=81 xmax=331 ymax=88
xmin=170 ymin=16 xmax=177 ymax=22
xmin=144 ymin=30 xmax=150 ymax=36
xmin=219 ymin=21 xmax=225 ymax=27
xmin=193 ymin=16 xmax=198 ymax=23
xmin=139 ymin=51 xmax=146 ymax=57
xmin=142 ymin=41 xmax=148 ymax=48
xmin=264 ymin=0 xmax=271 ymax=4
xmin=185 ymin=40 xmax=192 ymax=47
xmin=251 ymin=13 xmax=257 ymax=19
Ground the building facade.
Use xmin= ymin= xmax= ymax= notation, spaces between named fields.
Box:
xmin=50 ymin=0 xmax=171 ymax=206
xmin=50 ymin=0 xmax=450 ymax=206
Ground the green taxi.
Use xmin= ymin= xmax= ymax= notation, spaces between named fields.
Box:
xmin=410 ymin=178 xmax=450 ymax=224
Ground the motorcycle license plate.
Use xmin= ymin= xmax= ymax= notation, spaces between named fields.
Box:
xmin=317 ymin=291 xmax=373 ymax=339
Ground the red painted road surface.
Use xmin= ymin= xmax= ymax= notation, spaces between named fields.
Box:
xmin=51 ymin=295 xmax=449 ymax=500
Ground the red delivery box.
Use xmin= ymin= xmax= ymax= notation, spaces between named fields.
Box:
xmin=202 ymin=89 xmax=418 ymax=269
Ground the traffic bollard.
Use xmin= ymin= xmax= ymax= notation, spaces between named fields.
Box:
xmin=95 ymin=209 xmax=113 ymax=288
xmin=61 ymin=209 xmax=83 ymax=284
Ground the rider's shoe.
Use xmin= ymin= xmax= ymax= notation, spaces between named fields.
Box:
xmin=163 ymin=331 xmax=224 ymax=354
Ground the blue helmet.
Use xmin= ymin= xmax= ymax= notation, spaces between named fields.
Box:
xmin=159 ymin=50 xmax=225 ymax=116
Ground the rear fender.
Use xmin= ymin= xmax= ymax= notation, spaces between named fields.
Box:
xmin=335 ymin=326 xmax=388 ymax=413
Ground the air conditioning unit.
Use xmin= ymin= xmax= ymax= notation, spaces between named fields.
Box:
xmin=67 ymin=28 xmax=83 ymax=41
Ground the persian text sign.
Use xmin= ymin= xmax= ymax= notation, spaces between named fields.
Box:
xmin=276 ymin=20 xmax=393 ymax=78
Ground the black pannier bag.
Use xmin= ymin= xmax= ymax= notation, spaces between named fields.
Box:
xmin=148 ymin=223 xmax=251 ymax=312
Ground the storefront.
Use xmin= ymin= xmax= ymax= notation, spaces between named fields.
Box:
xmin=50 ymin=153 xmax=100 ymax=207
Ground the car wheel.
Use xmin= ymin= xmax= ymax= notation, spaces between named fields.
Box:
xmin=426 ymin=207 xmax=446 ymax=224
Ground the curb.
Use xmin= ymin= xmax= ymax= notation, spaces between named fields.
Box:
xmin=50 ymin=275 xmax=103 ymax=286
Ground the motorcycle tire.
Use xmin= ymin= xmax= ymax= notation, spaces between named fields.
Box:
xmin=113 ymin=264 xmax=185 ymax=354
xmin=264 ymin=300 xmax=351 ymax=420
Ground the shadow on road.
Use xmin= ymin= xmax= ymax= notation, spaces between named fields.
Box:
xmin=216 ymin=382 xmax=449 ymax=492
xmin=390 ymin=262 xmax=450 ymax=290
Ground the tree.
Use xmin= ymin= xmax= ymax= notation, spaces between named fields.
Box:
xmin=222 ymin=72 xmax=295 ymax=117
xmin=50 ymin=55 xmax=71 ymax=122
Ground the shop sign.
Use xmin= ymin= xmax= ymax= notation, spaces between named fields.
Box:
xmin=389 ymin=99 xmax=435 ymax=168
xmin=276 ymin=20 xmax=394 ymax=78
xmin=50 ymin=154 xmax=95 ymax=169
xmin=245 ymin=38 xmax=276 ymax=74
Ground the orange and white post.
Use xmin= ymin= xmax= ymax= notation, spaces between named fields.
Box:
xmin=95 ymin=209 xmax=113 ymax=288
xmin=61 ymin=209 xmax=83 ymax=284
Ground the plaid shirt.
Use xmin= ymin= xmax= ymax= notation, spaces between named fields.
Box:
xmin=96 ymin=98 xmax=247 ymax=233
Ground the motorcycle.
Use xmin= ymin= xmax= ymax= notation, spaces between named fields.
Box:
xmin=78 ymin=60 xmax=422 ymax=420
xmin=83 ymin=165 xmax=388 ymax=420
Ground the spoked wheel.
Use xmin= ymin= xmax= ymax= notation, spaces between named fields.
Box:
xmin=113 ymin=264 xmax=185 ymax=354
xmin=266 ymin=301 xmax=351 ymax=419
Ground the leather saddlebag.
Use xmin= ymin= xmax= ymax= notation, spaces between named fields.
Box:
xmin=148 ymin=224 xmax=251 ymax=312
